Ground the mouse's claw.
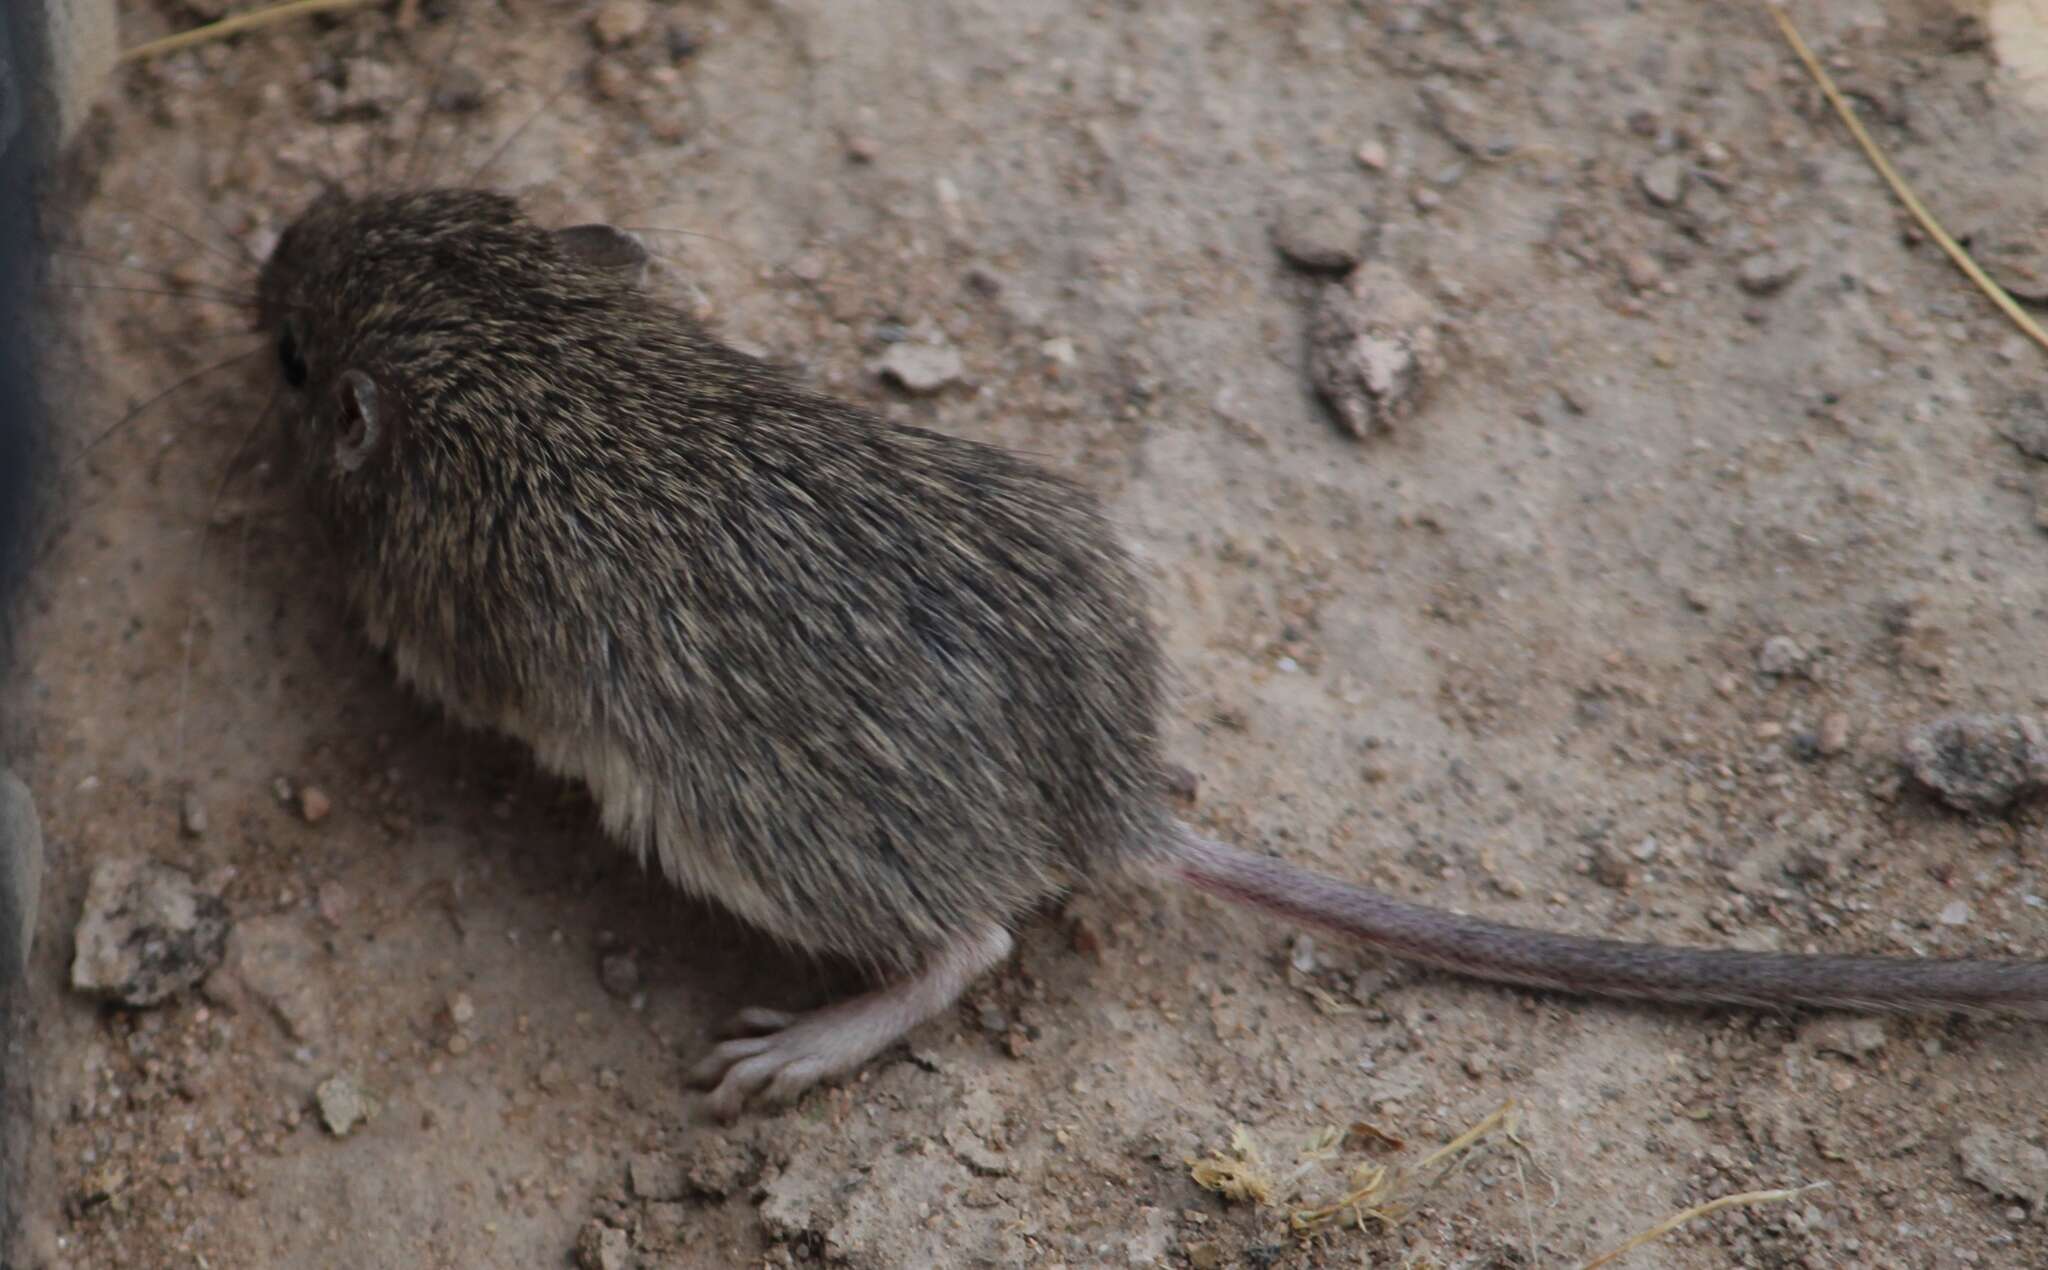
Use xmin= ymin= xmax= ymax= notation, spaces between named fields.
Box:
xmin=686 ymin=926 xmax=1013 ymax=1120
xmin=689 ymin=1022 xmax=839 ymax=1122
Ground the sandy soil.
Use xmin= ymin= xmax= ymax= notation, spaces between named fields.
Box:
xmin=12 ymin=0 xmax=2048 ymax=1265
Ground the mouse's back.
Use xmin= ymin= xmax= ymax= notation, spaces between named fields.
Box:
xmin=257 ymin=188 xmax=1173 ymax=968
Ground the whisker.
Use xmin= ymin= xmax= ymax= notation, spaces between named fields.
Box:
xmin=65 ymin=345 xmax=268 ymax=470
xmin=402 ymin=0 xmax=481 ymax=191
xmin=42 ymin=280 xmax=265 ymax=309
xmin=608 ymin=222 xmax=829 ymax=307
xmin=116 ymin=201 xmax=258 ymax=274
xmin=46 ymin=248 xmax=253 ymax=305
xmin=42 ymin=281 xmax=262 ymax=309
xmin=612 ymin=224 xmax=749 ymax=254
xmin=468 ymin=65 xmax=581 ymax=188
xmin=165 ymin=175 xmax=270 ymax=274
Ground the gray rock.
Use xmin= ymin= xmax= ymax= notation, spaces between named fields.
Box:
xmin=681 ymin=1132 xmax=762 ymax=1198
xmin=873 ymin=341 xmax=963 ymax=395
xmin=69 ymin=856 xmax=228 ymax=1006
xmin=1998 ymin=391 xmax=2048 ymax=462
xmin=1969 ymin=211 xmax=2048 ymax=304
xmin=1737 ymin=250 xmax=1802 ymax=296
xmin=1306 ymin=262 xmax=1443 ymax=439
xmin=316 ymin=1071 xmax=375 ymax=1136
xmin=1417 ymin=77 xmax=1511 ymax=157
xmin=1638 ymin=155 xmax=1688 ymax=208
xmin=1272 ymin=195 xmax=1371 ymax=272
xmin=0 ymin=770 xmax=41 ymax=983
xmin=575 ymin=1221 xmax=634 ymax=1270
xmin=1957 ymin=1126 xmax=2048 ymax=1210
xmin=1756 ymin=635 xmax=1807 ymax=676
xmin=627 ymin=1152 xmax=685 ymax=1200
xmin=1902 ymin=714 xmax=2048 ymax=815
xmin=178 ymin=789 xmax=207 ymax=837
xmin=1801 ymin=1015 xmax=1889 ymax=1059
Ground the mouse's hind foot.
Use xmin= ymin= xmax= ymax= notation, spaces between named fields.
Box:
xmin=688 ymin=923 xmax=1014 ymax=1121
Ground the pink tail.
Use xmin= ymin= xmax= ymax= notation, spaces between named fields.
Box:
xmin=1167 ymin=828 xmax=2048 ymax=1015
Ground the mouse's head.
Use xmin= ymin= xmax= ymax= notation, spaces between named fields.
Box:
xmin=253 ymin=187 xmax=650 ymax=500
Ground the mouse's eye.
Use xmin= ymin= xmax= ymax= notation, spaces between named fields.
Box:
xmin=277 ymin=320 xmax=309 ymax=389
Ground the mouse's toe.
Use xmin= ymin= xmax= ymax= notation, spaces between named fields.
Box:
xmin=686 ymin=1010 xmax=864 ymax=1120
xmin=684 ymin=924 xmax=1014 ymax=1119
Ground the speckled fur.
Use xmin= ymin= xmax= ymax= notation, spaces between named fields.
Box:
xmin=257 ymin=189 xmax=1170 ymax=972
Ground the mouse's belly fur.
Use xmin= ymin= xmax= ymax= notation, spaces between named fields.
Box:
xmin=373 ymin=612 xmax=1162 ymax=972
xmin=383 ymin=632 xmax=839 ymax=951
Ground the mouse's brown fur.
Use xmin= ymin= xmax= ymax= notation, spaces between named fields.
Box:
xmin=257 ymin=188 xmax=1172 ymax=971
xmin=255 ymin=188 xmax=2048 ymax=1119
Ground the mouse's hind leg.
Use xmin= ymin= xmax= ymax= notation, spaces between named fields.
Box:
xmin=688 ymin=923 xmax=1014 ymax=1120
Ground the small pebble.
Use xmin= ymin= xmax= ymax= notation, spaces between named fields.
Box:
xmin=1938 ymin=900 xmax=1972 ymax=927
xmin=1968 ymin=211 xmax=2048 ymax=303
xmin=316 ymin=1072 xmax=374 ymax=1137
xmin=1621 ymin=250 xmax=1663 ymax=293
xmin=873 ymin=341 xmax=963 ymax=395
xmin=599 ymin=950 xmax=641 ymax=999
xmin=1999 ymin=391 xmax=2048 ymax=462
xmin=1737 ymin=251 xmax=1802 ymax=296
xmin=1803 ymin=1015 xmax=1889 ymax=1058
xmin=299 ymin=786 xmax=332 ymax=824
xmin=1355 ymin=139 xmax=1388 ymax=171
xmin=1756 ymin=635 xmax=1807 ymax=677
xmin=70 ymin=857 xmax=229 ymax=1006
xmin=590 ymin=0 xmax=650 ymax=48
xmin=1289 ymin=933 xmax=1317 ymax=974
xmin=315 ymin=880 xmax=353 ymax=925
xmin=1185 ymin=1241 xmax=1225 ymax=1270
xmin=1271 ymin=195 xmax=1371 ymax=272
xmin=1306 ymin=262 xmax=1443 ymax=438
xmin=628 ymin=1152 xmax=686 ymax=1201
xmin=1902 ymin=713 xmax=2048 ymax=814
xmin=1590 ymin=844 xmax=1634 ymax=890
xmin=575 ymin=1220 xmax=634 ymax=1270
xmin=1957 ymin=1125 xmax=2048 ymax=1210
xmin=1416 ymin=77 xmax=1511 ymax=156
xmin=449 ymin=991 xmax=476 ymax=1026
xmin=179 ymin=790 xmax=208 ymax=837
xmin=1818 ymin=712 xmax=1851 ymax=756
xmin=1637 ymin=155 xmax=1688 ymax=208
xmin=1630 ymin=836 xmax=1659 ymax=863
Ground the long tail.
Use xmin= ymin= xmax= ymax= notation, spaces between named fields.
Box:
xmin=1164 ymin=826 xmax=2048 ymax=1016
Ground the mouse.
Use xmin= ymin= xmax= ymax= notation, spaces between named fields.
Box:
xmin=251 ymin=186 xmax=2048 ymax=1121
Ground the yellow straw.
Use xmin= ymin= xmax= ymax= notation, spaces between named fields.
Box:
xmin=120 ymin=0 xmax=381 ymax=64
xmin=1766 ymin=2 xmax=2048 ymax=355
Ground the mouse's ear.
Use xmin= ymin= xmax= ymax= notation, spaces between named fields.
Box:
xmin=332 ymin=369 xmax=387 ymax=474
xmin=553 ymin=224 xmax=651 ymax=285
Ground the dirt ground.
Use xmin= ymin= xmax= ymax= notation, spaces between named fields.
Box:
xmin=12 ymin=0 xmax=2048 ymax=1265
